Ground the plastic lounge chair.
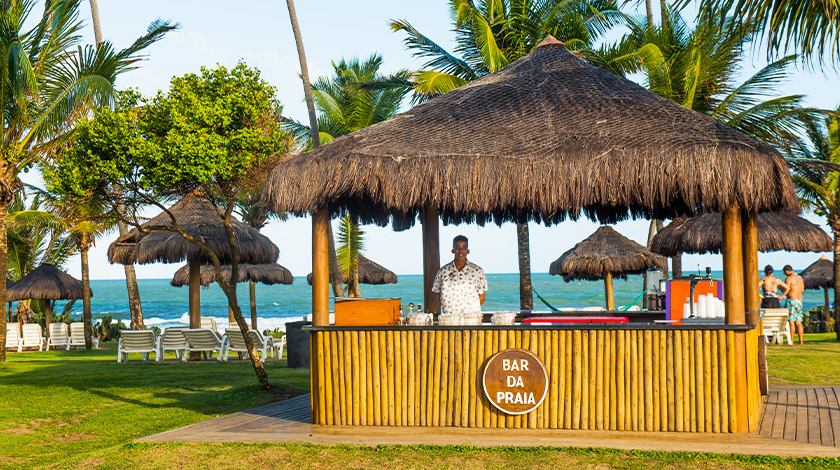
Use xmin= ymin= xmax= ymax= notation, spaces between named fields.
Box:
xmin=46 ymin=323 xmax=70 ymax=351
xmin=68 ymin=322 xmax=98 ymax=349
xmin=5 ymin=322 xmax=21 ymax=352
xmin=222 ymin=328 xmax=278 ymax=361
xmin=275 ymin=334 xmax=286 ymax=359
xmin=762 ymin=308 xmax=792 ymax=345
xmin=181 ymin=329 xmax=225 ymax=361
xmin=200 ymin=317 xmax=218 ymax=333
xmin=117 ymin=330 xmax=160 ymax=362
xmin=20 ymin=324 xmax=45 ymax=351
xmin=158 ymin=327 xmax=187 ymax=359
xmin=580 ymin=306 xmax=605 ymax=312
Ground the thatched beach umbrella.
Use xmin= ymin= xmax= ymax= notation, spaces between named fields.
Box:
xmin=108 ymin=193 xmax=279 ymax=329
xmin=800 ymin=255 xmax=833 ymax=323
xmin=264 ymin=37 xmax=800 ymax=318
xmin=7 ymin=263 xmax=85 ymax=338
xmin=306 ymin=255 xmax=397 ymax=287
xmin=170 ymin=263 xmax=293 ymax=329
xmin=549 ymin=226 xmax=666 ymax=310
xmin=650 ymin=213 xmax=832 ymax=257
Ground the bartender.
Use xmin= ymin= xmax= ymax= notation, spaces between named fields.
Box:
xmin=432 ymin=235 xmax=488 ymax=314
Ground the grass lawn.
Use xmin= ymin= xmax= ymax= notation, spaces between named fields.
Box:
xmin=1 ymin=334 xmax=839 ymax=469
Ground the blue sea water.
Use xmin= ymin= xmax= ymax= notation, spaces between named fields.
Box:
xmin=49 ymin=271 xmax=829 ymax=332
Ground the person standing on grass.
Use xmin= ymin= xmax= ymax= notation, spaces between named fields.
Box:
xmin=759 ymin=265 xmax=787 ymax=309
xmin=780 ymin=264 xmax=805 ymax=345
xmin=432 ymin=235 xmax=488 ymax=316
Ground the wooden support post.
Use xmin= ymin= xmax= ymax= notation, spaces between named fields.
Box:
xmin=45 ymin=303 xmax=51 ymax=341
xmin=422 ymin=205 xmax=440 ymax=314
xmin=604 ymin=272 xmax=615 ymax=311
xmin=722 ymin=207 xmax=745 ymax=325
xmin=250 ymin=280 xmax=258 ymax=329
xmin=312 ymin=208 xmax=330 ymax=326
xmin=188 ymin=257 xmax=201 ymax=329
xmin=722 ymin=205 xmax=747 ymax=432
xmin=741 ymin=210 xmax=760 ymax=325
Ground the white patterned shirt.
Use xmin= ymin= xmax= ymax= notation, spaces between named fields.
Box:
xmin=432 ymin=260 xmax=488 ymax=315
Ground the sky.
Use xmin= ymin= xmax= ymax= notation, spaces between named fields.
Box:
xmin=28 ymin=0 xmax=840 ymax=280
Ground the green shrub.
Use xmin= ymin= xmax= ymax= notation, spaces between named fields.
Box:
xmin=93 ymin=316 xmax=128 ymax=342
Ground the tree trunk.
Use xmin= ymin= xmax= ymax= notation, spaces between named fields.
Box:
xmin=0 ymin=203 xmax=7 ymax=362
xmin=646 ymin=0 xmax=653 ymax=26
xmin=81 ymin=238 xmax=93 ymax=349
xmin=672 ymin=252 xmax=682 ymax=278
xmin=223 ymin=279 xmax=271 ymax=390
xmin=824 ymin=286 xmax=831 ymax=333
xmin=660 ymin=0 xmax=668 ymax=27
xmin=118 ymin=207 xmax=144 ymax=329
xmin=89 ymin=0 xmax=103 ymax=45
xmin=285 ymin=0 xmax=343 ymax=299
xmin=833 ymin=217 xmax=840 ymax=340
xmin=349 ymin=262 xmax=361 ymax=298
xmin=249 ymin=279 xmax=257 ymax=329
xmin=516 ymin=223 xmax=533 ymax=310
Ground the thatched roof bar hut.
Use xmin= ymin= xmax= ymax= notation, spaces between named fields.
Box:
xmin=549 ymin=226 xmax=666 ymax=310
xmin=264 ymin=37 xmax=799 ymax=325
xmin=108 ymin=194 xmax=278 ymax=330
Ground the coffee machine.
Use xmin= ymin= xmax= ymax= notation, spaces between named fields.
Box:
xmin=643 ymin=268 xmax=666 ymax=310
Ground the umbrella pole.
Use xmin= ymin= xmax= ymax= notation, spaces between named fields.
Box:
xmin=604 ymin=273 xmax=615 ymax=311
xmin=45 ymin=301 xmax=51 ymax=342
xmin=188 ymin=257 xmax=201 ymax=328
xmin=250 ymin=280 xmax=257 ymax=330
xmin=422 ymin=205 xmax=440 ymax=314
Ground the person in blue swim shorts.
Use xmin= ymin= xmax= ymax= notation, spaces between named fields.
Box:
xmin=780 ymin=265 xmax=805 ymax=345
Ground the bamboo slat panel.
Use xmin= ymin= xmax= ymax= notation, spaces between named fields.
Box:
xmin=309 ymin=327 xmax=762 ymax=432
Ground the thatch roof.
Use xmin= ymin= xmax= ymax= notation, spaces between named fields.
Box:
xmin=108 ymin=193 xmax=279 ymax=265
xmin=264 ymin=37 xmax=799 ymax=227
xmin=306 ymin=255 xmax=397 ymax=285
xmin=650 ymin=213 xmax=832 ymax=256
xmin=549 ymin=226 xmax=667 ymax=281
xmin=170 ymin=263 xmax=294 ymax=288
xmin=7 ymin=263 xmax=86 ymax=301
xmin=800 ymin=255 xmax=833 ymax=290
xmin=6 ymin=278 xmax=13 ymax=289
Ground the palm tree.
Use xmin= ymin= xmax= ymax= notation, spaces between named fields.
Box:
xmin=385 ymin=0 xmax=623 ymax=310
xmin=789 ymin=110 xmax=840 ymax=340
xmin=284 ymin=0 xmax=346 ymax=299
xmin=0 ymin=0 xmax=174 ymax=360
xmin=283 ymin=55 xmax=411 ymax=298
xmin=688 ymin=0 xmax=840 ymax=66
xmin=31 ymin=186 xmax=116 ymax=348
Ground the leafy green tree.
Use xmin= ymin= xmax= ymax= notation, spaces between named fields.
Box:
xmin=48 ymin=64 xmax=291 ymax=389
xmin=283 ymin=55 xmax=411 ymax=298
xmin=0 ymin=0 xmax=174 ymax=361
xmin=789 ymin=110 xmax=840 ymax=340
xmin=383 ymin=0 xmax=623 ymax=309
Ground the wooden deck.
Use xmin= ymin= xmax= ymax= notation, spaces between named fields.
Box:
xmin=140 ymin=385 xmax=840 ymax=458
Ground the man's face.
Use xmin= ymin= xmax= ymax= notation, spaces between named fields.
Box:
xmin=784 ymin=269 xmax=793 ymax=276
xmin=452 ymin=240 xmax=469 ymax=261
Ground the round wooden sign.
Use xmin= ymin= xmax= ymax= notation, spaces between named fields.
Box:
xmin=482 ymin=348 xmax=548 ymax=415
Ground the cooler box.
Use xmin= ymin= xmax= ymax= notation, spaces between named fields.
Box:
xmin=334 ymin=298 xmax=401 ymax=326
xmin=522 ymin=316 xmax=629 ymax=324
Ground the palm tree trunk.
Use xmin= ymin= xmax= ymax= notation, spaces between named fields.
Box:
xmin=516 ymin=223 xmax=533 ymax=310
xmin=81 ymin=238 xmax=93 ymax=349
xmin=833 ymin=218 xmax=840 ymax=340
xmin=350 ymin=263 xmax=361 ymax=298
xmin=646 ymin=0 xmax=653 ymax=26
xmin=118 ymin=210 xmax=144 ymax=329
xmin=249 ymin=279 xmax=257 ymax=329
xmin=0 ymin=203 xmax=7 ymax=362
xmin=660 ymin=0 xmax=668 ymax=27
xmin=285 ymin=0 xmax=344 ymax=299
xmin=671 ymin=253 xmax=682 ymax=278
xmin=88 ymin=0 xmax=103 ymax=45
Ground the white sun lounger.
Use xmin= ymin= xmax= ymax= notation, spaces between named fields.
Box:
xmin=222 ymin=329 xmax=279 ymax=361
xmin=117 ymin=330 xmax=160 ymax=362
xmin=5 ymin=322 xmax=21 ymax=352
xmin=158 ymin=327 xmax=187 ymax=359
xmin=68 ymin=322 xmax=98 ymax=349
xmin=762 ymin=308 xmax=793 ymax=345
xmin=20 ymin=324 xmax=45 ymax=351
xmin=181 ymin=329 xmax=225 ymax=361
xmin=47 ymin=323 xmax=70 ymax=351
xmin=200 ymin=317 xmax=218 ymax=333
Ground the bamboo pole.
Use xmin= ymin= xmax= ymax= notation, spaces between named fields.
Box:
xmin=379 ymin=331 xmax=389 ymax=425
xmin=395 ymin=330 xmax=404 ymax=426
xmin=630 ymin=330 xmax=638 ymax=430
xmin=323 ymin=332 xmax=334 ymax=425
xmin=581 ymin=330 xmax=590 ymax=429
xmin=674 ymin=330 xmax=683 ymax=432
xmin=440 ymin=329 xmax=450 ymax=426
xmin=364 ymin=331 xmax=373 ymax=425
xmin=624 ymin=330 xmax=632 ymax=430
xmin=604 ymin=273 xmax=615 ymax=311
xmin=722 ymin=205 xmax=745 ymax=325
xmin=386 ymin=331 xmax=396 ymax=426
xmin=551 ymin=330 xmax=560 ymax=428
xmin=689 ymin=330 xmax=697 ymax=431
xmin=667 ymin=331 xmax=676 ymax=431
xmin=343 ymin=331 xmax=355 ymax=425
xmin=469 ymin=330 xmax=478 ymax=427
xmin=422 ymin=205 xmax=441 ymax=314
xmin=420 ymin=330 xmax=429 ymax=426
xmin=572 ymin=330 xmax=582 ymax=429
xmin=406 ymin=331 xmax=414 ymax=426
xmin=311 ymin=208 xmax=330 ymax=326
xmin=563 ymin=330 xmax=572 ymax=428
xmin=710 ymin=330 xmax=720 ymax=433
xmin=727 ymin=330 xmax=738 ymax=432
xmin=682 ymin=330 xmax=691 ymax=431
xmin=372 ymin=331 xmax=382 ymax=425
xmin=718 ymin=329 xmax=729 ymax=432
xmin=452 ymin=330 xmax=462 ymax=426
xmin=351 ymin=332 xmax=361 ymax=425
xmin=644 ymin=330 xmax=653 ymax=431
xmin=461 ymin=329 xmax=471 ymax=427
xmin=657 ymin=331 xmax=667 ymax=431
xmin=703 ymin=330 xmax=713 ymax=432
xmin=608 ymin=330 xmax=616 ymax=430
xmin=476 ymin=329 xmax=486 ymax=427
xmin=742 ymin=209 xmax=760 ymax=325
xmin=617 ymin=328 xmax=625 ymax=430
xmin=596 ymin=330 xmax=605 ymax=430
xmin=415 ymin=331 xmax=422 ymax=424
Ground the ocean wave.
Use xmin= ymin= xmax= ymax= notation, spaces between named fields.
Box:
xmin=140 ymin=313 xmax=303 ymax=332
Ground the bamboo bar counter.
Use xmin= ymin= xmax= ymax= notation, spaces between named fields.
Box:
xmin=307 ymin=322 xmax=764 ymax=433
xmin=265 ymin=38 xmax=802 ymax=436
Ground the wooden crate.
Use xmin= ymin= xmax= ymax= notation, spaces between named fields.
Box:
xmin=334 ymin=298 xmax=401 ymax=326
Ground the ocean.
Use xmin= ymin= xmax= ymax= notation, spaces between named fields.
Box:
xmin=48 ymin=272 xmax=829 ymax=332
